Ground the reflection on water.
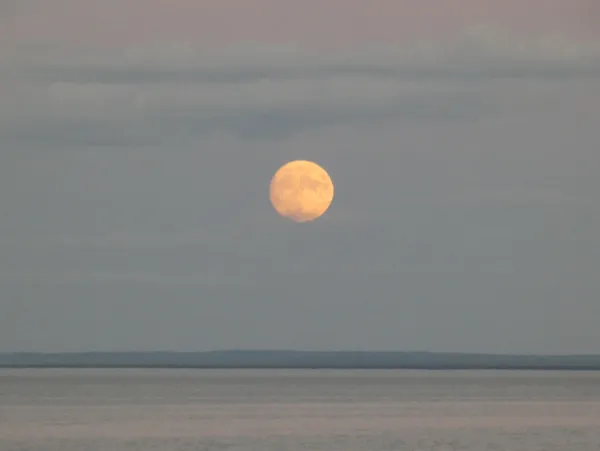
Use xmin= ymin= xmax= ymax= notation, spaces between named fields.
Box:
xmin=1 ymin=369 xmax=599 ymax=450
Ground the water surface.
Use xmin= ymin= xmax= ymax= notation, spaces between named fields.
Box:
xmin=1 ymin=369 xmax=599 ymax=450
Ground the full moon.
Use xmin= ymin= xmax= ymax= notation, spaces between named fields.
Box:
xmin=269 ymin=160 xmax=334 ymax=222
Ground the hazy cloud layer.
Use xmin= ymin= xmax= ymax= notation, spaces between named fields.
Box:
xmin=1 ymin=21 xmax=599 ymax=353
xmin=3 ymin=28 xmax=600 ymax=144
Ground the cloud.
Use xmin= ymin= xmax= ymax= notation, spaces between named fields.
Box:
xmin=9 ymin=25 xmax=600 ymax=77
xmin=0 ymin=0 xmax=17 ymax=16
xmin=0 ymin=0 xmax=40 ymax=17
xmin=0 ymin=270 xmax=251 ymax=286
xmin=0 ymin=230 xmax=232 ymax=249
xmin=2 ymin=27 xmax=599 ymax=144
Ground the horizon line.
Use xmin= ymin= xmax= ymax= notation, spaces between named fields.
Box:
xmin=2 ymin=350 xmax=600 ymax=357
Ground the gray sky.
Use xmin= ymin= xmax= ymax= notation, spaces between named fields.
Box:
xmin=1 ymin=2 xmax=599 ymax=353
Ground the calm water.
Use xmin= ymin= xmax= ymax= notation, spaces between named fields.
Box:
xmin=1 ymin=369 xmax=600 ymax=450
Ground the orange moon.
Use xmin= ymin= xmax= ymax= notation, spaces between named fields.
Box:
xmin=269 ymin=160 xmax=334 ymax=222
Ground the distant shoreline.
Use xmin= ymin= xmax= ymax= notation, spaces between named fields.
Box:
xmin=2 ymin=365 xmax=600 ymax=370
xmin=2 ymin=351 xmax=600 ymax=370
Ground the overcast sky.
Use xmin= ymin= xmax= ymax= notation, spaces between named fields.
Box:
xmin=1 ymin=1 xmax=599 ymax=354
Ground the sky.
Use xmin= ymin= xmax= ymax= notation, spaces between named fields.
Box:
xmin=1 ymin=0 xmax=599 ymax=354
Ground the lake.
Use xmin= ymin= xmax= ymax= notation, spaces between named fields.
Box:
xmin=1 ymin=369 xmax=599 ymax=450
